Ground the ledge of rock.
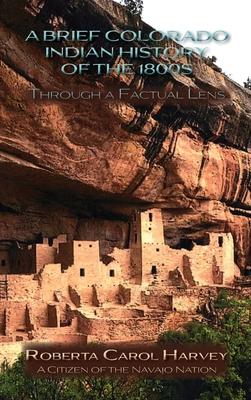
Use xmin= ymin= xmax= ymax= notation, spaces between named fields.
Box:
xmin=0 ymin=0 xmax=251 ymax=270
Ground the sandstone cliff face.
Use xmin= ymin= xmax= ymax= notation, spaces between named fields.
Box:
xmin=0 ymin=0 xmax=251 ymax=269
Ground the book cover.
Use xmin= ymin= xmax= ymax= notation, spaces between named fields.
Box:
xmin=0 ymin=0 xmax=250 ymax=399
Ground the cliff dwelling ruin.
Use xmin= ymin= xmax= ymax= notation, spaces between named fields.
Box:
xmin=0 ymin=0 xmax=251 ymax=362
xmin=0 ymin=209 xmax=245 ymax=346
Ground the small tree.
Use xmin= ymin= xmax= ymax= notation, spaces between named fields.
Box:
xmin=120 ymin=0 xmax=143 ymax=16
xmin=159 ymin=292 xmax=251 ymax=400
xmin=244 ymin=77 xmax=251 ymax=90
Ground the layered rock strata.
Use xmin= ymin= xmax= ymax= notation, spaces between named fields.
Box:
xmin=0 ymin=0 xmax=251 ymax=270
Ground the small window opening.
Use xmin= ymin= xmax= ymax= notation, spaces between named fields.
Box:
xmin=149 ymin=212 xmax=153 ymax=222
xmin=1 ymin=259 xmax=6 ymax=267
xmin=156 ymin=248 xmax=159 ymax=252
xmin=48 ymin=238 xmax=53 ymax=247
xmin=151 ymin=265 xmax=157 ymax=275
xmin=218 ymin=236 xmax=223 ymax=247
xmin=80 ymin=268 xmax=85 ymax=277
xmin=110 ymin=269 xmax=115 ymax=277
xmin=134 ymin=233 xmax=137 ymax=243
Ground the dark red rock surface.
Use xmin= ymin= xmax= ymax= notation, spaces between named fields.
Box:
xmin=0 ymin=0 xmax=251 ymax=269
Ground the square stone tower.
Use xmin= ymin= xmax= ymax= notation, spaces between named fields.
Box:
xmin=130 ymin=209 xmax=165 ymax=284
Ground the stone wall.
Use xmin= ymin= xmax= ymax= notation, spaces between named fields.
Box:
xmin=30 ymin=302 xmax=49 ymax=327
xmin=5 ymin=302 xmax=26 ymax=337
xmin=56 ymin=242 xmax=73 ymax=269
xmin=7 ymin=275 xmax=40 ymax=301
xmin=47 ymin=303 xmax=60 ymax=327
xmin=0 ymin=302 xmax=6 ymax=335
xmin=141 ymin=290 xmax=173 ymax=310
xmin=108 ymin=248 xmax=131 ymax=281
xmin=35 ymin=245 xmax=56 ymax=273
xmin=140 ymin=209 xmax=165 ymax=245
xmin=78 ymin=313 xmax=191 ymax=342
xmin=69 ymin=285 xmax=81 ymax=307
xmin=130 ymin=212 xmax=143 ymax=284
xmin=118 ymin=284 xmax=131 ymax=304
